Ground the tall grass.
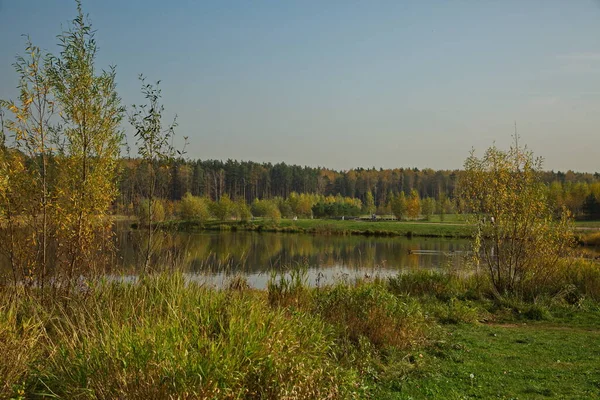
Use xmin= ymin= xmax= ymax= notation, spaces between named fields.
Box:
xmin=2 ymin=258 xmax=600 ymax=399
xmin=579 ymin=231 xmax=600 ymax=247
xmin=315 ymin=283 xmax=429 ymax=350
xmin=1 ymin=275 xmax=364 ymax=399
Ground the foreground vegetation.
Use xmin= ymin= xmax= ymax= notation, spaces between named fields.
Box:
xmin=2 ymin=260 xmax=600 ymax=399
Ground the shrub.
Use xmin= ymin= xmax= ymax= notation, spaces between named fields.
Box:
xmin=137 ymin=198 xmax=165 ymax=225
xmin=388 ymin=271 xmax=463 ymax=300
xmin=562 ymin=259 xmax=600 ymax=301
xmin=210 ymin=193 xmax=234 ymax=221
xmin=179 ymin=192 xmax=210 ymax=223
xmin=461 ymin=141 xmax=575 ymax=297
xmin=315 ymin=283 xmax=428 ymax=350
xmin=235 ymin=199 xmax=252 ymax=222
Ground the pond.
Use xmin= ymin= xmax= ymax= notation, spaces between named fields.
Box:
xmin=115 ymin=230 xmax=472 ymax=288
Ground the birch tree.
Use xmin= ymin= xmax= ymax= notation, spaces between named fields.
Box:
xmin=0 ymin=39 xmax=55 ymax=294
xmin=48 ymin=1 xmax=124 ymax=286
xmin=461 ymin=139 xmax=574 ymax=296
xmin=129 ymin=76 xmax=178 ymax=272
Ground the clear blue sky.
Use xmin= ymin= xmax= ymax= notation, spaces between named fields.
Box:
xmin=1 ymin=0 xmax=599 ymax=172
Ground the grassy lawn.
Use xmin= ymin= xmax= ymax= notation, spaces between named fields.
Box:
xmin=164 ymin=217 xmax=475 ymax=238
xmin=278 ymin=218 xmax=472 ymax=237
xmin=575 ymin=220 xmax=600 ymax=229
xmin=380 ymin=313 xmax=600 ymax=399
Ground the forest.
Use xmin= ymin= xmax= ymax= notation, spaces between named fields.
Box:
xmin=116 ymin=156 xmax=600 ymax=219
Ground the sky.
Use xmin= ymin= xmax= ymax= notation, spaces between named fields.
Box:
xmin=1 ymin=1 xmax=599 ymax=173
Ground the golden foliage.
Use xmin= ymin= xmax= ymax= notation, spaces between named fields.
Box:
xmin=461 ymin=141 xmax=575 ymax=297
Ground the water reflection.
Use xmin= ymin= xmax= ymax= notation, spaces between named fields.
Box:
xmin=116 ymin=230 xmax=471 ymax=288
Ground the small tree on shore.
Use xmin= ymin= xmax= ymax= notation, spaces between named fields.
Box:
xmin=406 ymin=189 xmax=421 ymax=219
xmin=180 ymin=192 xmax=210 ymax=223
xmin=129 ymin=76 xmax=180 ymax=272
xmin=0 ymin=40 xmax=55 ymax=294
xmin=460 ymin=139 xmax=575 ymax=297
xmin=391 ymin=192 xmax=407 ymax=220
xmin=421 ymin=197 xmax=435 ymax=221
xmin=363 ymin=190 xmax=376 ymax=215
xmin=48 ymin=2 xmax=124 ymax=288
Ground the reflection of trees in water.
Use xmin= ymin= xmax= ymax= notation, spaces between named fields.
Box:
xmin=113 ymin=230 xmax=470 ymax=275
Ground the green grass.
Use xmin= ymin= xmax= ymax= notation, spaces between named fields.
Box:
xmin=380 ymin=317 xmax=600 ymax=399
xmin=574 ymin=220 xmax=600 ymax=229
xmin=162 ymin=217 xmax=474 ymax=238
xmin=1 ymin=275 xmax=367 ymax=399
xmin=3 ymin=261 xmax=600 ymax=399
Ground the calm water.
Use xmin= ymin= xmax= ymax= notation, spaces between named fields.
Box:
xmin=4 ymin=228 xmax=597 ymax=289
xmin=115 ymin=230 xmax=472 ymax=288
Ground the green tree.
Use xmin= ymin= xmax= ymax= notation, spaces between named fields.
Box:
xmin=179 ymin=192 xmax=210 ymax=223
xmin=137 ymin=198 xmax=165 ymax=224
xmin=128 ymin=75 xmax=179 ymax=271
xmin=461 ymin=141 xmax=574 ymax=296
xmin=436 ymin=193 xmax=447 ymax=221
xmin=391 ymin=192 xmax=407 ymax=220
xmin=1 ymin=39 xmax=55 ymax=292
xmin=265 ymin=201 xmax=282 ymax=223
xmin=236 ymin=198 xmax=252 ymax=222
xmin=48 ymin=2 xmax=124 ymax=284
xmin=421 ymin=197 xmax=435 ymax=221
xmin=212 ymin=193 xmax=233 ymax=221
xmin=363 ymin=190 xmax=376 ymax=215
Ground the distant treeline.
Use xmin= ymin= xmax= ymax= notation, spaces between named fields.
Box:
xmin=116 ymin=158 xmax=600 ymax=219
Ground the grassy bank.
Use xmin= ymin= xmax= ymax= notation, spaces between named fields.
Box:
xmin=148 ymin=216 xmax=600 ymax=241
xmin=2 ymin=258 xmax=600 ymax=399
xmin=383 ymin=315 xmax=600 ymax=399
xmin=159 ymin=218 xmax=475 ymax=238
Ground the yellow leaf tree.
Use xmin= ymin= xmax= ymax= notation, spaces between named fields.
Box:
xmin=48 ymin=1 xmax=124 ymax=287
xmin=0 ymin=39 xmax=55 ymax=294
xmin=460 ymin=138 xmax=575 ymax=297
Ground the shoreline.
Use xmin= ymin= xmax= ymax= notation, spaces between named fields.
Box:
xmin=152 ymin=218 xmax=476 ymax=239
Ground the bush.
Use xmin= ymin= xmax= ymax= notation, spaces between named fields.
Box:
xmin=388 ymin=271 xmax=464 ymax=300
xmin=315 ymin=283 xmax=428 ymax=350
xmin=137 ymin=198 xmax=165 ymax=225
xmin=235 ymin=199 xmax=252 ymax=222
xmin=210 ymin=193 xmax=234 ymax=221
xmin=563 ymin=259 xmax=600 ymax=301
xmin=461 ymin=141 xmax=575 ymax=297
xmin=179 ymin=193 xmax=210 ymax=223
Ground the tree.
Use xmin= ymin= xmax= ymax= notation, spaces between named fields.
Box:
xmin=179 ymin=192 xmax=210 ymax=223
xmin=137 ymin=198 xmax=165 ymax=224
xmin=436 ymin=193 xmax=447 ymax=221
xmin=48 ymin=2 xmax=124 ymax=285
xmin=211 ymin=193 xmax=233 ymax=221
xmin=0 ymin=39 xmax=55 ymax=293
xmin=421 ymin=197 xmax=435 ymax=221
xmin=129 ymin=76 xmax=178 ymax=271
xmin=265 ymin=201 xmax=282 ymax=223
xmin=236 ymin=198 xmax=252 ymax=222
xmin=391 ymin=192 xmax=407 ymax=220
xmin=363 ymin=190 xmax=376 ymax=215
xmin=406 ymin=189 xmax=421 ymax=219
xmin=461 ymin=140 xmax=574 ymax=296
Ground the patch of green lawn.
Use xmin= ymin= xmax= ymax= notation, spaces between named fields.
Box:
xmin=575 ymin=220 xmax=600 ymax=229
xmin=168 ymin=217 xmax=475 ymax=238
xmin=381 ymin=316 xmax=600 ymax=399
